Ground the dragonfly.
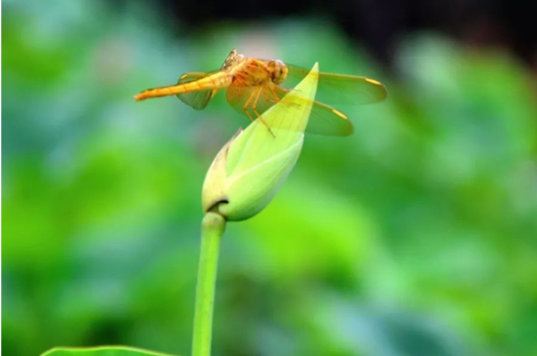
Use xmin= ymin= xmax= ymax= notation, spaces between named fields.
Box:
xmin=134 ymin=49 xmax=387 ymax=136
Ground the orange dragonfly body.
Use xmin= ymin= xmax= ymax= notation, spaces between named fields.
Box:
xmin=134 ymin=49 xmax=387 ymax=136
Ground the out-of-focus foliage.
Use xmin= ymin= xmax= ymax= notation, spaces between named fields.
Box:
xmin=3 ymin=1 xmax=537 ymax=356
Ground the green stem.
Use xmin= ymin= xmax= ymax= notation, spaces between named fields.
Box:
xmin=192 ymin=212 xmax=226 ymax=356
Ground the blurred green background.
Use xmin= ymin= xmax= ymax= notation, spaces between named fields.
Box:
xmin=3 ymin=0 xmax=537 ymax=356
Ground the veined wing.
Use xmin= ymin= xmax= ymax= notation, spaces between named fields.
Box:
xmin=302 ymin=98 xmax=353 ymax=136
xmin=281 ymin=63 xmax=387 ymax=105
xmin=175 ymin=72 xmax=220 ymax=110
xmin=225 ymin=82 xmax=353 ymax=136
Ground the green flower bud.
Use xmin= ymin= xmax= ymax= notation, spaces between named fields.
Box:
xmin=202 ymin=63 xmax=320 ymax=221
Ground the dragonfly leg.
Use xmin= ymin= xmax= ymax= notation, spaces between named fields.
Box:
xmin=262 ymin=86 xmax=284 ymax=104
xmin=268 ymin=86 xmax=298 ymax=107
xmin=268 ymin=86 xmax=280 ymax=103
xmin=244 ymin=109 xmax=255 ymax=123
xmin=252 ymin=87 xmax=275 ymax=137
xmin=262 ymin=87 xmax=271 ymax=103
xmin=242 ymin=89 xmax=257 ymax=122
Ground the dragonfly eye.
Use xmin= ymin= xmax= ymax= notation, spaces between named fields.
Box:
xmin=270 ymin=60 xmax=288 ymax=84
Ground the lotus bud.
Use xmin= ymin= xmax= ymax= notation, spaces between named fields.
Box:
xmin=202 ymin=63 xmax=319 ymax=221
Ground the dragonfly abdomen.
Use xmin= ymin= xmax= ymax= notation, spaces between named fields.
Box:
xmin=134 ymin=72 xmax=232 ymax=101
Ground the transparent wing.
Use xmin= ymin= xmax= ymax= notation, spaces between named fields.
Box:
xmin=304 ymin=100 xmax=354 ymax=136
xmin=175 ymin=72 xmax=219 ymax=110
xmin=278 ymin=63 xmax=387 ymax=105
xmin=225 ymin=83 xmax=353 ymax=136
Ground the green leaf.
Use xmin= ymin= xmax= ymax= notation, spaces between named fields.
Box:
xmin=40 ymin=346 xmax=177 ymax=356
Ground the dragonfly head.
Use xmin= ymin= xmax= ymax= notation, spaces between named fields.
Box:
xmin=221 ymin=49 xmax=245 ymax=71
xmin=268 ymin=60 xmax=288 ymax=85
